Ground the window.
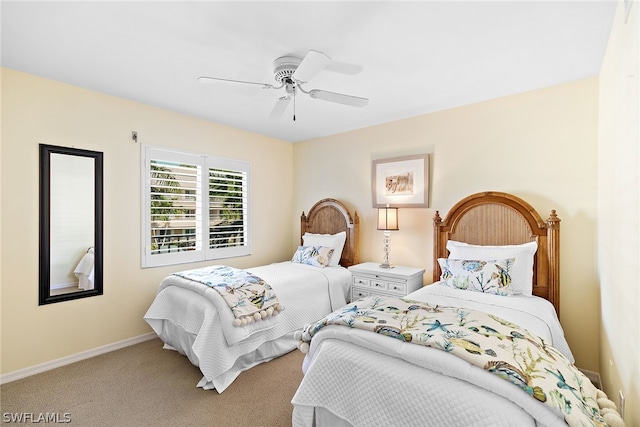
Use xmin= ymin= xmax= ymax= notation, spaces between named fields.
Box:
xmin=142 ymin=146 xmax=250 ymax=268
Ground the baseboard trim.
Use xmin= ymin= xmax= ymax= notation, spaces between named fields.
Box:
xmin=0 ymin=332 xmax=157 ymax=385
xmin=579 ymin=368 xmax=602 ymax=389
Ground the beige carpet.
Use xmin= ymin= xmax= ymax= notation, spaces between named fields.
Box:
xmin=1 ymin=338 xmax=306 ymax=427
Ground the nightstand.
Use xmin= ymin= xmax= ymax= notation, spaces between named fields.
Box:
xmin=348 ymin=262 xmax=425 ymax=301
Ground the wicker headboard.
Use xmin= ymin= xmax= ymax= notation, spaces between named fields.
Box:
xmin=300 ymin=198 xmax=360 ymax=267
xmin=433 ymin=191 xmax=561 ymax=316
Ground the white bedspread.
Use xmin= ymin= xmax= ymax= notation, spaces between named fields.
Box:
xmin=292 ymin=284 xmax=574 ymax=427
xmin=144 ymin=261 xmax=350 ymax=392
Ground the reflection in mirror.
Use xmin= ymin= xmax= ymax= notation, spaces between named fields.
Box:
xmin=39 ymin=144 xmax=103 ymax=305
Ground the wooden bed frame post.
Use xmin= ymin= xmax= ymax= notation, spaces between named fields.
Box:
xmin=433 ymin=210 xmax=445 ymax=281
xmin=547 ymin=210 xmax=561 ymax=317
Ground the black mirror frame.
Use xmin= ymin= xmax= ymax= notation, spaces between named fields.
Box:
xmin=39 ymin=144 xmax=104 ymax=305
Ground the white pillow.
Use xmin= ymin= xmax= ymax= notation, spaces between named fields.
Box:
xmin=446 ymin=240 xmax=537 ymax=296
xmin=302 ymin=231 xmax=346 ymax=267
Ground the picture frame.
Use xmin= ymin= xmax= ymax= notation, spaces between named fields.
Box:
xmin=372 ymin=154 xmax=429 ymax=208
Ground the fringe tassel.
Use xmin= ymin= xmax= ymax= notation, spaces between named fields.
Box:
xmin=294 ymin=329 xmax=310 ymax=353
xmin=596 ymin=395 xmax=625 ymax=426
xmin=232 ymin=304 xmax=285 ymax=327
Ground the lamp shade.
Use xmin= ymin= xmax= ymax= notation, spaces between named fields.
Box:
xmin=377 ymin=206 xmax=399 ymax=231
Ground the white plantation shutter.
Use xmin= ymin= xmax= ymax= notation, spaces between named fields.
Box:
xmin=205 ymin=156 xmax=250 ymax=259
xmin=142 ymin=146 xmax=250 ymax=268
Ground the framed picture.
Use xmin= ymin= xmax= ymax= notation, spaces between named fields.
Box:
xmin=372 ymin=154 xmax=429 ymax=208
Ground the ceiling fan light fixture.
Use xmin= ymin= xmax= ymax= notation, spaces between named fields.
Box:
xmin=272 ymin=56 xmax=302 ymax=84
xmin=284 ymin=80 xmax=296 ymax=96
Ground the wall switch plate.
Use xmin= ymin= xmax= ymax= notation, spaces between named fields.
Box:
xmin=619 ymin=390 xmax=625 ymax=419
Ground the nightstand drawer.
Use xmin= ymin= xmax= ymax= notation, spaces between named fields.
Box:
xmin=387 ymin=282 xmax=406 ymax=294
xmin=352 ymin=276 xmax=371 ymax=287
xmin=371 ymin=280 xmax=388 ymax=291
xmin=351 ymin=287 xmax=370 ymax=300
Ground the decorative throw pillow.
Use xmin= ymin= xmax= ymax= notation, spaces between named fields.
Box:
xmin=437 ymin=258 xmax=516 ymax=296
xmin=446 ymin=241 xmax=537 ymax=296
xmin=302 ymin=231 xmax=346 ymax=267
xmin=292 ymin=246 xmax=335 ymax=268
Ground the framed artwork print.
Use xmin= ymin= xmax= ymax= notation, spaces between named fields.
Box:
xmin=372 ymin=154 xmax=429 ymax=208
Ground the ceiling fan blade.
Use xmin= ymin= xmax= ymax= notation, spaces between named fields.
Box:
xmin=269 ymin=96 xmax=291 ymax=119
xmin=198 ymin=76 xmax=276 ymax=96
xmin=309 ymin=89 xmax=369 ymax=108
xmin=325 ymin=61 xmax=363 ymax=75
xmin=292 ymin=50 xmax=331 ymax=83
xmin=198 ymin=76 xmax=274 ymax=89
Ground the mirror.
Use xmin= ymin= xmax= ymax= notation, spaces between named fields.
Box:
xmin=39 ymin=144 xmax=103 ymax=305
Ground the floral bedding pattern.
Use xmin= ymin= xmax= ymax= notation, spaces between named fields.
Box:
xmin=438 ymin=257 xmax=515 ymax=296
xmin=174 ymin=265 xmax=284 ymax=327
xmin=291 ymin=245 xmax=335 ymax=268
xmin=297 ymin=295 xmax=623 ymax=427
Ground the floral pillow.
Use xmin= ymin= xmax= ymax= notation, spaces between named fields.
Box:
xmin=291 ymin=246 xmax=335 ymax=268
xmin=446 ymin=241 xmax=537 ymax=296
xmin=437 ymin=258 xmax=515 ymax=296
xmin=302 ymin=232 xmax=346 ymax=267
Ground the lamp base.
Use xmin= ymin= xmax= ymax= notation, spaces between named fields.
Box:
xmin=380 ymin=230 xmax=394 ymax=269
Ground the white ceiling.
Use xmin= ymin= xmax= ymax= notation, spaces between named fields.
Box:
xmin=1 ymin=1 xmax=616 ymax=143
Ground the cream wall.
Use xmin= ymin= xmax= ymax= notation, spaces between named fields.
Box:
xmin=598 ymin=1 xmax=639 ymax=425
xmin=0 ymin=68 xmax=294 ymax=374
xmin=2 ymin=17 xmax=635 ymax=416
xmin=293 ymin=77 xmax=601 ymax=372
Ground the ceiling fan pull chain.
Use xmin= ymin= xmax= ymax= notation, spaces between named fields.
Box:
xmin=293 ymin=91 xmax=296 ymax=121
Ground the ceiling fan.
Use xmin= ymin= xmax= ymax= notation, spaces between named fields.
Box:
xmin=198 ymin=50 xmax=369 ymax=120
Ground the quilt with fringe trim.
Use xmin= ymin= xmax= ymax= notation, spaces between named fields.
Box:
xmin=174 ymin=265 xmax=284 ymax=326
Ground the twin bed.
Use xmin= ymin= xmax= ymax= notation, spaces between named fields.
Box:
xmin=144 ymin=198 xmax=359 ymax=392
xmin=145 ymin=192 xmax=621 ymax=426
xmin=291 ymin=192 xmax=621 ymax=427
